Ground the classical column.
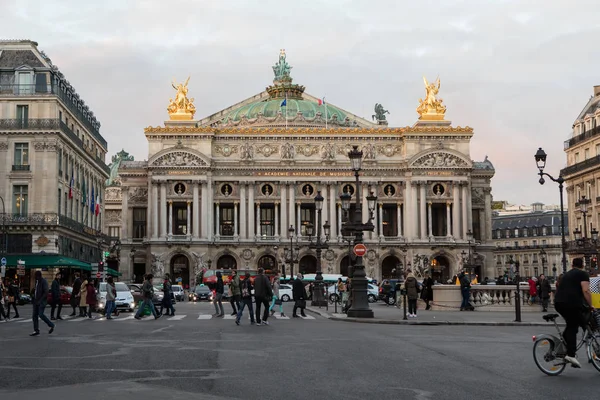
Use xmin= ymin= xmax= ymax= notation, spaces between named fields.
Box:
xmin=192 ymin=182 xmax=199 ymax=238
xmin=452 ymin=182 xmax=460 ymax=239
xmin=240 ymin=184 xmax=247 ymax=239
xmin=427 ymin=202 xmax=433 ymax=237
xmin=289 ymin=184 xmax=295 ymax=234
xmin=337 ymin=203 xmax=342 ymax=237
xmin=362 ymin=184 xmax=369 ymax=238
xmin=479 ymin=209 xmax=485 ymax=242
xmin=248 ymin=184 xmax=255 ymax=239
xmin=160 ymin=183 xmax=167 ymax=238
xmin=234 ymin=201 xmax=239 ymax=238
xmin=446 ymin=201 xmax=452 ymax=237
xmin=207 ymin=179 xmax=214 ymax=241
xmin=121 ymin=186 xmax=128 ymax=239
xmin=329 ymin=185 xmax=337 ymax=242
xmin=321 ymin=184 xmax=328 ymax=240
xmin=467 ymin=182 xmax=473 ymax=235
xmin=419 ymin=182 xmax=427 ymax=240
xmin=280 ymin=184 xmax=287 ymax=238
xmin=201 ymin=182 xmax=208 ymax=238
xmin=412 ymin=182 xmax=419 ymax=238
xmin=256 ymin=203 xmax=261 ymax=238
xmin=462 ymin=183 xmax=469 ymax=238
xmin=152 ymin=183 xmax=159 ymax=238
xmin=296 ymin=202 xmax=301 ymax=236
xmin=484 ymin=187 xmax=492 ymax=241
xmin=168 ymin=200 xmax=173 ymax=236
xmin=397 ymin=202 xmax=402 ymax=237
xmin=186 ymin=201 xmax=191 ymax=236
xmin=274 ymin=202 xmax=280 ymax=237
xmin=404 ymin=181 xmax=411 ymax=239
xmin=215 ymin=202 xmax=220 ymax=238
xmin=378 ymin=203 xmax=384 ymax=238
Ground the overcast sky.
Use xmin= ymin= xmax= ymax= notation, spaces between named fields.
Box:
xmin=4 ymin=0 xmax=599 ymax=205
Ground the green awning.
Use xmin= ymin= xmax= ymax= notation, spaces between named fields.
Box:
xmin=3 ymin=255 xmax=92 ymax=271
xmin=106 ymin=268 xmax=122 ymax=277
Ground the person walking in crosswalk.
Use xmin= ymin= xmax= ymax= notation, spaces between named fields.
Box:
xmin=135 ymin=274 xmax=161 ymax=320
xmin=292 ymin=273 xmax=308 ymax=318
xmin=229 ymin=270 xmax=241 ymax=316
xmin=212 ymin=271 xmax=225 ymax=317
xmin=235 ymin=272 xmax=255 ymax=326
xmin=269 ymin=273 xmax=285 ymax=318
xmin=254 ymin=268 xmax=273 ymax=325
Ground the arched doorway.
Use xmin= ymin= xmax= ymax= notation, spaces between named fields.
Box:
xmin=381 ymin=255 xmax=401 ymax=280
xmin=340 ymin=255 xmax=351 ymax=277
xmin=431 ymin=255 xmax=451 ymax=284
xmin=299 ymin=255 xmax=317 ymax=274
xmin=257 ymin=255 xmax=277 ymax=274
xmin=217 ymin=255 xmax=237 ymax=270
xmin=170 ymin=254 xmax=190 ymax=288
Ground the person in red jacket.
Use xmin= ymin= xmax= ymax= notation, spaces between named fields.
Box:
xmin=528 ymin=277 xmax=538 ymax=306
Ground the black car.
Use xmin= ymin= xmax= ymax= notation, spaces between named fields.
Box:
xmin=190 ymin=285 xmax=213 ymax=302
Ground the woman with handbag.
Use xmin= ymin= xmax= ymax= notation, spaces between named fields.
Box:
xmin=269 ymin=274 xmax=285 ymax=318
xmin=292 ymin=273 xmax=307 ymax=318
xmin=6 ymin=279 xmax=20 ymax=319
xmin=79 ymin=275 xmax=89 ymax=317
xmin=421 ymin=273 xmax=434 ymax=310
xmin=160 ymin=274 xmax=175 ymax=316
xmin=85 ymin=279 xmax=97 ymax=319
xmin=0 ymin=279 xmax=8 ymax=321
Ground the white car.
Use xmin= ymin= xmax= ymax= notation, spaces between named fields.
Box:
xmin=279 ymin=284 xmax=293 ymax=302
xmin=97 ymin=282 xmax=136 ymax=312
xmin=171 ymin=285 xmax=185 ymax=301
xmin=328 ymin=283 xmax=379 ymax=303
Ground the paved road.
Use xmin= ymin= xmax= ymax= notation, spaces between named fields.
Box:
xmin=0 ymin=302 xmax=598 ymax=400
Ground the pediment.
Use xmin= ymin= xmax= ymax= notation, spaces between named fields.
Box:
xmin=409 ymin=150 xmax=471 ymax=168
xmin=149 ymin=148 xmax=210 ymax=168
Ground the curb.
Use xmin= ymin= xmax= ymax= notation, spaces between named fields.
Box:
xmin=305 ymin=307 xmax=564 ymax=327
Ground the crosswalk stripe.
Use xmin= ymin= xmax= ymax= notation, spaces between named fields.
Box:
xmin=115 ymin=316 xmax=135 ymax=322
xmin=223 ymin=314 xmax=235 ymax=320
xmin=274 ymin=314 xmax=289 ymax=319
xmin=197 ymin=314 xmax=212 ymax=320
xmin=16 ymin=319 xmax=31 ymax=323
xmin=68 ymin=317 xmax=89 ymax=322
xmin=168 ymin=315 xmax=186 ymax=321
xmin=300 ymin=315 xmax=315 ymax=320
xmin=7 ymin=317 xmax=24 ymax=322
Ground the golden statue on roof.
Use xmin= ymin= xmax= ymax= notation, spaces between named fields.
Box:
xmin=417 ymin=76 xmax=446 ymax=120
xmin=168 ymin=77 xmax=196 ymax=120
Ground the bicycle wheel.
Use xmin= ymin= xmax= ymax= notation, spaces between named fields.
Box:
xmin=587 ymin=333 xmax=600 ymax=373
xmin=533 ymin=338 xmax=567 ymax=376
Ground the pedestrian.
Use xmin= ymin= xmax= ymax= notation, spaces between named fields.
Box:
xmin=269 ymin=274 xmax=285 ymax=318
xmin=421 ymin=273 xmax=434 ymax=310
xmin=79 ymin=274 xmax=89 ymax=317
xmin=342 ymin=278 xmax=352 ymax=313
xmin=86 ymin=279 xmax=97 ymax=319
xmin=30 ymin=270 xmax=55 ymax=336
xmin=135 ymin=274 xmax=160 ymax=320
xmin=6 ymin=279 xmax=20 ymax=319
xmin=253 ymin=268 xmax=273 ymax=325
xmin=229 ymin=270 xmax=241 ymax=316
xmin=50 ymin=272 xmax=63 ymax=320
xmin=161 ymin=274 xmax=175 ymax=316
xmin=537 ymin=274 xmax=552 ymax=312
xmin=292 ymin=273 xmax=307 ymax=318
xmin=459 ymin=271 xmax=472 ymax=311
xmin=212 ymin=271 xmax=225 ymax=317
xmin=235 ymin=272 xmax=255 ymax=325
xmin=70 ymin=272 xmax=82 ymax=317
xmin=0 ymin=279 xmax=8 ymax=321
xmin=528 ymin=276 xmax=538 ymax=305
xmin=104 ymin=276 xmax=117 ymax=319
xmin=403 ymin=269 xmax=419 ymax=317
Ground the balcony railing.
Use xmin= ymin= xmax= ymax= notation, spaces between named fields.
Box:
xmin=0 ymin=83 xmax=106 ymax=148
xmin=564 ymin=125 xmax=600 ymax=150
xmin=1 ymin=212 xmax=110 ymax=242
xmin=11 ymin=164 xmax=30 ymax=172
xmin=0 ymin=118 xmax=109 ymax=175
xmin=560 ymin=155 xmax=600 ymax=177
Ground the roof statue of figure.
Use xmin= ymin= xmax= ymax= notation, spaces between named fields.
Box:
xmin=372 ymin=103 xmax=389 ymax=121
xmin=417 ymin=76 xmax=447 ymax=120
xmin=272 ymin=49 xmax=293 ymax=84
xmin=167 ymin=76 xmax=196 ymax=120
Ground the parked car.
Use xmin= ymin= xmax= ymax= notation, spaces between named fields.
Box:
xmin=47 ymin=286 xmax=72 ymax=305
xmin=171 ymin=285 xmax=185 ymax=301
xmin=328 ymin=283 xmax=379 ymax=303
xmin=190 ymin=285 xmax=213 ymax=302
xmin=97 ymin=282 xmax=136 ymax=312
xmin=378 ymin=279 xmax=402 ymax=305
xmin=18 ymin=293 xmax=32 ymax=305
xmin=279 ymin=284 xmax=293 ymax=302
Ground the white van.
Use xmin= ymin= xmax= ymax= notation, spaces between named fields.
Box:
xmin=97 ymin=282 xmax=136 ymax=312
xmin=171 ymin=285 xmax=184 ymax=301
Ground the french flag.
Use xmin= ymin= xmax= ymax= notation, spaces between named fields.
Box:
xmin=68 ymin=174 xmax=74 ymax=199
xmin=95 ymin=195 xmax=101 ymax=216
xmin=317 ymin=97 xmax=326 ymax=106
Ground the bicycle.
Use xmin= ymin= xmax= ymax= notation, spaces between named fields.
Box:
xmin=532 ymin=311 xmax=600 ymax=375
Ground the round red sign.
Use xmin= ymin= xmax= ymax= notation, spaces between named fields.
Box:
xmin=96 ymin=272 xmax=101 ymax=279
xmin=353 ymin=243 xmax=367 ymax=257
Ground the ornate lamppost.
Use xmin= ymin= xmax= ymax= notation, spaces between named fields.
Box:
xmin=539 ymin=248 xmax=547 ymax=277
xmin=572 ymin=195 xmax=599 ymax=271
xmin=534 ymin=147 xmax=568 ymax=274
xmin=306 ymin=191 xmax=331 ymax=306
xmin=0 ymin=195 xmax=6 ymax=261
xmin=340 ymin=145 xmax=377 ymax=318
xmin=284 ymin=225 xmax=300 ymax=280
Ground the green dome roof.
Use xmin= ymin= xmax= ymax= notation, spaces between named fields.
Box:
xmin=223 ymin=98 xmax=346 ymax=124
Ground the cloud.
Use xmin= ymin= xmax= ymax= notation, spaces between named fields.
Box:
xmin=3 ymin=0 xmax=600 ymax=205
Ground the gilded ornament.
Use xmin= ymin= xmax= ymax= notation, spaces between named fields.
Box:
xmin=167 ymin=77 xmax=197 ymax=120
xmin=35 ymin=235 xmax=49 ymax=247
xmin=417 ymin=76 xmax=447 ymax=120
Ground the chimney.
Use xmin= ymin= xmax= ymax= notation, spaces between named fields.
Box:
xmin=594 ymin=85 xmax=600 ymax=97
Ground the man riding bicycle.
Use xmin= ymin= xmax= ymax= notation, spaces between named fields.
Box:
xmin=554 ymin=257 xmax=594 ymax=368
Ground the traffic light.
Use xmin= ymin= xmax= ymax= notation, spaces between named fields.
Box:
xmin=98 ymin=261 xmax=105 ymax=272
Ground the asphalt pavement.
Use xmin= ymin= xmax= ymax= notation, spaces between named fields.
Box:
xmin=0 ymin=301 xmax=598 ymax=400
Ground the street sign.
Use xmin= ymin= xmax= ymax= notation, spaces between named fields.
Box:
xmin=1 ymin=257 xmax=6 ymax=266
xmin=17 ymin=266 xmax=25 ymax=276
xmin=353 ymin=243 xmax=367 ymax=257
xmin=96 ymin=272 xmax=101 ymax=279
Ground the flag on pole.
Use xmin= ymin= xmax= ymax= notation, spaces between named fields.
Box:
xmin=317 ymin=97 xmax=326 ymax=106
xmin=280 ymin=99 xmax=287 ymax=107
xmin=324 ymin=97 xmax=328 ymax=130
xmin=69 ymin=171 xmax=74 ymax=199
xmin=95 ymin=194 xmax=100 ymax=216
xmin=90 ymin=186 xmax=95 ymax=212
xmin=281 ymin=95 xmax=288 ymax=130
xmin=82 ymin=179 xmax=86 ymax=205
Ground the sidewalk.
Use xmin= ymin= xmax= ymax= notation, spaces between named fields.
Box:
xmin=306 ymin=303 xmax=563 ymax=326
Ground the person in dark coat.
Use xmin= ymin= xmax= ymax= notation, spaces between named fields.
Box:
xmin=212 ymin=271 xmax=224 ymax=317
xmin=31 ymin=271 xmax=55 ymax=336
xmin=161 ymin=274 xmax=176 ymax=316
xmin=537 ymin=274 xmax=552 ymax=312
xmin=235 ymin=272 xmax=255 ymax=325
xmin=292 ymin=273 xmax=307 ymax=318
xmin=459 ymin=271 xmax=472 ymax=311
xmin=50 ymin=272 xmax=63 ymax=320
xmin=403 ymin=270 xmax=419 ymax=317
xmin=6 ymin=279 xmax=20 ymax=319
xmin=70 ymin=272 xmax=82 ymax=317
xmin=253 ymin=268 xmax=273 ymax=325
xmin=421 ymin=273 xmax=434 ymax=310
xmin=85 ymin=280 xmax=97 ymax=319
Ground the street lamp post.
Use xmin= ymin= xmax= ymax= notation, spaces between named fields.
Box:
xmin=572 ymin=195 xmax=599 ymax=271
xmin=307 ymin=191 xmax=330 ymax=306
xmin=340 ymin=145 xmax=377 ymax=318
xmin=539 ymin=248 xmax=547 ymax=277
xmin=285 ymin=225 xmax=299 ymax=280
xmin=0 ymin=195 xmax=6 ymax=258
xmin=534 ymin=148 xmax=568 ymax=274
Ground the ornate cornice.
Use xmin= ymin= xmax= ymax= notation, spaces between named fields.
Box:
xmin=144 ymin=126 xmax=474 ymax=135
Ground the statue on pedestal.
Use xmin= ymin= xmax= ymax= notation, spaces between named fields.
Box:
xmin=417 ymin=76 xmax=447 ymax=119
xmin=167 ymin=77 xmax=196 ymax=120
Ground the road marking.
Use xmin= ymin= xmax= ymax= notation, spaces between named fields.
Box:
xmin=300 ymin=315 xmax=315 ymax=320
xmin=223 ymin=314 xmax=236 ymax=320
xmin=7 ymin=317 xmax=24 ymax=322
xmin=168 ymin=315 xmax=186 ymax=321
xmin=197 ymin=314 xmax=212 ymax=320
xmin=115 ymin=316 xmax=135 ymax=322
xmin=274 ymin=314 xmax=289 ymax=319
xmin=68 ymin=317 xmax=89 ymax=322
xmin=16 ymin=319 xmax=32 ymax=324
